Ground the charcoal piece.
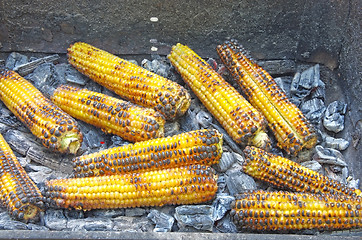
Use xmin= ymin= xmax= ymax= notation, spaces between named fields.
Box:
xmin=5 ymin=52 xmax=28 ymax=70
xmin=323 ymin=100 xmax=347 ymax=133
xmin=112 ymin=216 xmax=153 ymax=232
xmin=64 ymin=209 xmax=84 ymax=219
xmin=25 ymin=63 xmax=57 ymax=94
xmin=109 ymin=135 xmax=129 ymax=148
xmin=179 ymin=109 xmax=200 ymax=132
xmin=147 ymin=209 xmax=175 ymax=232
xmin=174 ymin=205 xmax=214 ymax=231
xmin=83 ymin=129 xmax=103 ymax=149
xmin=215 ymin=214 xmax=237 ymax=233
xmin=63 ymin=65 xmax=88 ymax=85
xmin=215 ymin=152 xmax=236 ymax=173
xmin=44 ymin=209 xmax=67 ymax=231
xmin=212 ymin=193 xmax=235 ymax=221
xmin=313 ymin=145 xmax=347 ymax=167
xmin=324 ymin=164 xmax=347 ymax=185
xmin=28 ymin=170 xmax=53 ymax=185
xmin=290 ymin=64 xmax=325 ymax=105
xmin=89 ymin=209 xmax=124 ymax=219
xmin=67 ymin=217 xmax=113 ymax=231
xmin=0 ymin=220 xmax=28 ymax=230
xmin=13 ymin=54 xmax=59 ymax=76
xmin=300 ymin=98 xmax=325 ymax=124
xmin=124 ymin=208 xmax=146 ymax=217
xmin=217 ymin=174 xmax=227 ymax=193
xmin=164 ymin=121 xmax=180 ymax=137
xmin=141 ymin=59 xmax=153 ymax=71
xmin=27 ymin=223 xmax=49 ymax=231
xmin=225 ymin=170 xmax=257 ymax=196
xmin=300 ymin=160 xmax=323 ymax=173
xmin=26 ymin=164 xmax=53 ymax=173
xmin=156 ymin=65 xmax=168 ymax=78
xmin=323 ymin=135 xmax=349 ymax=151
xmin=0 ymin=106 xmax=28 ymax=131
xmin=258 ymin=59 xmax=296 ymax=75
xmin=196 ymin=110 xmax=213 ymax=129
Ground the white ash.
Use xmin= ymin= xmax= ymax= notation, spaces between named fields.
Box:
xmin=323 ymin=100 xmax=347 ymax=133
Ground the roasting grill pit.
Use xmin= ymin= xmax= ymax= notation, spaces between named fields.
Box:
xmin=0 ymin=0 xmax=360 ymax=239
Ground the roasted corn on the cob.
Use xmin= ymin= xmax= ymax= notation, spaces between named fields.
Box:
xmin=217 ymin=40 xmax=317 ymax=155
xmin=231 ymin=190 xmax=362 ymax=231
xmin=168 ymin=43 xmax=270 ymax=149
xmin=243 ymin=146 xmax=362 ymax=197
xmin=72 ymin=129 xmax=223 ymax=178
xmin=0 ymin=70 xmax=83 ymax=154
xmin=0 ymin=133 xmax=44 ymax=221
xmin=51 ymin=85 xmax=165 ymax=142
xmin=44 ymin=164 xmax=218 ymax=210
xmin=67 ymin=42 xmax=191 ymax=121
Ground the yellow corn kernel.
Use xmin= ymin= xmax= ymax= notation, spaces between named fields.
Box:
xmin=168 ymin=43 xmax=270 ymax=149
xmin=44 ymin=165 xmax=218 ymax=210
xmin=0 ymin=133 xmax=44 ymax=221
xmin=67 ymin=42 xmax=191 ymax=121
xmin=217 ymin=40 xmax=317 ymax=155
xmin=51 ymin=85 xmax=165 ymax=142
xmin=0 ymin=70 xmax=83 ymax=154
xmin=72 ymin=129 xmax=223 ymax=177
xmin=243 ymin=146 xmax=362 ymax=197
xmin=231 ymin=190 xmax=362 ymax=231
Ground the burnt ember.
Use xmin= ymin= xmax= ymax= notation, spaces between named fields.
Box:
xmin=0 ymin=50 xmax=359 ymax=234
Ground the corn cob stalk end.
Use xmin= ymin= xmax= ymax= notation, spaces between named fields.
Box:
xmin=60 ymin=133 xmax=82 ymax=154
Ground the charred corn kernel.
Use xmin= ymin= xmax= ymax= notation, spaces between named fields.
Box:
xmin=51 ymin=85 xmax=165 ymax=142
xmin=217 ymin=40 xmax=317 ymax=155
xmin=67 ymin=42 xmax=191 ymax=121
xmin=0 ymin=133 xmax=44 ymax=221
xmin=231 ymin=190 xmax=362 ymax=231
xmin=0 ymin=70 xmax=83 ymax=154
xmin=72 ymin=129 xmax=223 ymax=177
xmin=44 ymin=164 xmax=218 ymax=210
xmin=243 ymin=146 xmax=362 ymax=197
xmin=168 ymin=43 xmax=270 ymax=149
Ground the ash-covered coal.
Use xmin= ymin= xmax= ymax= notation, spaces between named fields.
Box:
xmin=0 ymin=51 xmax=359 ymax=234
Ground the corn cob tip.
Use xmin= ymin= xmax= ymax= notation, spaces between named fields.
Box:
xmin=250 ymin=130 xmax=271 ymax=151
xmin=60 ymin=133 xmax=82 ymax=154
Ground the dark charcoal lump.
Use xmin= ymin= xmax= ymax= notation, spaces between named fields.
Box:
xmin=147 ymin=209 xmax=175 ymax=232
xmin=323 ymin=100 xmax=347 ymax=133
xmin=212 ymin=193 xmax=235 ymax=222
xmin=5 ymin=52 xmax=28 ymax=70
xmin=174 ymin=205 xmax=214 ymax=232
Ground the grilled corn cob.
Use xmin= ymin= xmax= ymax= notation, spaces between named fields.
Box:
xmin=0 ymin=70 xmax=83 ymax=154
xmin=72 ymin=129 xmax=222 ymax=178
xmin=67 ymin=42 xmax=191 ymax=121
xmin=44 ymin=164 xmax=218 ymax=210
xmin=231 ymin=190 xmax=362 ymax=231
xmin=51 ymin=85 xmax=165 ymax=142
xmin=217 ymin=40 xmax=317 ymax=155
xmin=168 ymin=43 xmax=270 ymax=149
xmin=243 ymin=146 xmax=362 ymax=197
xmin=0 ymin=133 xmax=44 ymax=221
